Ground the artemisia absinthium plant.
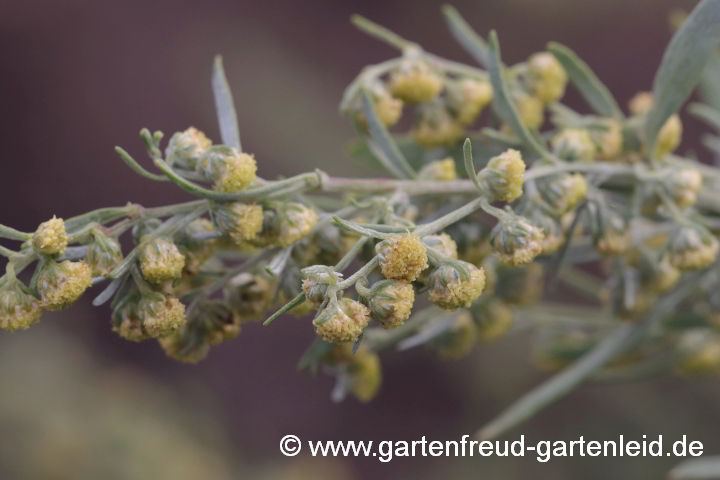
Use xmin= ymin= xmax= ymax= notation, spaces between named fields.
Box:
xmin=4 ymin=0 xmax=720 ymax=450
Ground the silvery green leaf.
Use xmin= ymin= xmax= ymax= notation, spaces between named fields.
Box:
xmin=212 ymin=55 xmax=242 ymax=151
xmin=487 ymin=31 xmax=554 ymax=162
xmin=297 ymin=338 xmax=335 ymax=371
xmin=699 ymin=53 xmax=720 ymax=110
xmin=265 ymin=246 xmax=293 ymax=277
xmin=361 ymin=89 xmax=417 ymax=179
xmin=548 ymin=42 xmax=623 ymax=120
xmin=645 ymin=0 xmax=720 ymax=157
xmin=670 ymin=456 xmax=720 ymax=480
xmin=689 ymin=103 xmax=720 ymax=131
xmin=352 ymin=331 xmax=364 ymax=354
xmin=441 ymin=5 xmax=490 ymax=68
xmin=347 ymin=135 xmax=427 ymax=172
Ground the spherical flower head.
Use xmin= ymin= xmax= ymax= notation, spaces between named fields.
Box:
xmin=529 ymin=208 xmax=566 ymax=255
xmin=644 ymin=259 xmax=681 ymax=294
xmin=471 ymin=299 xmax=513 ymax=341
xmin=137 ymin=294 xmax=186 ymax=338
xmin=139 ymin=238 xmax=185 ymax=284
xmin=654 ymin=114 xmax=683 ymax=158
xmin=511 ymin=90 xmax=544 ymax=129
xmin=206 ymin=311 xmax=243 ymax=345
xmin=228 ymin=272 xmax=274 ymax=321
xmin=428 ymin=262 xmax=486 ymax=310
xmin=198 ymin=145 xmax=257 ymax=192
xmin=590 ymin=118 xmax=624 ymax=161
xmin=33 ymin=216 xmax=68 ymax=255
xmin=36 ymin=260 xmax=92 ymax=310
xmin=175 ymin=218 xmax=215 ymax=274
xmin=111 ymin=296 xmax=149 ymax=342
xmin=595 ymin=215 xmax=631 ymax=256
xmin=490 ymin=218 xmax=544 ymax=266
xmin=313 ymin=298 xmax=371 ymax=344
xmin=527 ymin=52 xmax=568 ymax=104
xmin=354 ymin=82 xmax=403 ymax=129
xmin=302 ymin=277 xmax=335 ymax=309
xmin=159 ymin=329 xmax=210 ymax=363
xmin=377 ymin=233 xmax=429 ymax=282
xmin=388 ymin=60 xmax=444 ymax=104
xmin=365 ymin=280 xmax=415 ymax=329
xmin=668 ymin=225 xmax=720 ymax=271
xmin=539 ymin=173 xmax=588 ymax=215
xmin=551 ymin=129 xmax=596 ymax=162
xmin=411 ymin=99 xmax=465 ymax=148
xmin=628 ymin=91 xmax=654 ymax=115
xmin=213 ymin=202 xmax=264 ymax=245
xmin=418 ymin=158 xmax=457 ymax=181
xmin=433 ymin=311 xmax=478 ymax=359
xmin=0 ymin=279 xmax=43 ymax=332
xmin=423 ymin=233 xmax=458 ymax=259
xmin=86 ymin=234 xmax=124 ymax=277
xmin=165 ymin=127 xmax=212 ymax=168
xmin=253 ymin=203 xmax=317 ymax=248
xmin=483 ymin=149 xmax=526 ymax=202
xmin=666 ymin=168 xmax=703 ymax=209
xmin=448 ymin=78 xmax=493 ymax=125
xmin=348 ymin=350 xmax=382 ymax=402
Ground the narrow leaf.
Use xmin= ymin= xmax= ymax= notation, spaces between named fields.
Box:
xmin=441 ymin=5 xmax=490 ymax=68
xmin=689 ymin=102 xmax=720 ymax=131
xmin=645 ymin=0 xmax=720 ymax=156
xmin=265 ymin=246 xmax=293 ymax=277
xmin=361 ymin=89 xmax=417 ymax=179
xmin=298 ymin=338 xmax=336 ymax=371
xmin=212 ymin=55 xmax=242 ymax=151
xmin=547 ymin=42 xmax=623 ymax=119
xmin=487 ymin=31 xmax=555 ymax=162
xmin=92 ymin=274 xmax=128 ymax=306
xmin=462 ymin=138 xmax=484 ymax=193
xmin=699 ymin=53 xmax=720 ymax=110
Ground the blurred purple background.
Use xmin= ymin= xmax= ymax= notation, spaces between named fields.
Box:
xmin=0 ymin=0 xmax=717 ymax=478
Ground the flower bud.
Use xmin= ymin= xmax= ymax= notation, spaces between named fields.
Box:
xmin=137 ymin=293 xmax=186 ymax=338
xmin=654 ymin=114 xmax=683 ymax=158
xmin=348 ymin=348 xmax=382 ymax=402
xmin=0 ymin=279 xmax=43 ymax=332
xmin=593 ymin=211 xmax=631 ymax=256
xmin=551 ymin=128 xmax=596 ymax=162
xmin=363 ymin=280 xmax=415 ymax=329
xmin=111 ymin=293 xmax=148 ymax=342
xmin=158 ymin=327 xmax=210 ymax=363
xmin=482 ymin=149 xmax=526 ymax=203
xmin=538 ymin=172 xmax=588 ymax=216
xmin=510 ymin=90 xmax=544 ymax=129
xmin=417 ymin=158 xmax=457 ymax=181
xmin=446 ymin=78 xmax=492 ymax=125
xmin=353 ymin=82 xmax=403 ymax=129
xmin=165 ymin=127 xmax=212 ymax=168
xmin=665 ymin=168 xmax=702 ymax=209
xmin=628 ymin=92 xmax=654 ymax=115
xmin=388 ymin=60 xmax=444 ymax=104
xmin=445 ymin=221 xmax=492 ymax=266
xmin=313 ymin=298 xmax=371 ymax=344
xmin=470 ymin=299 xmax=513 ymax=341
xmin=526 ymin=52 xmax=568 ymax=104
xmin=528 ymin=208 xmax=565 ymax=255
xmin=86 ymin=232 xmax=124 ymax=277
xmin=227 ymin=272 xmax=274 ymax=321
xmin=590 ymin=118 xmax=623 ymax=161
xmin=376 ymin=233 xmax=429 ymax=282
xmin=411 ymin=99 xmax=465 ymax=148
xmin=32 ymin=216 xmax=68 ymax=256
xmin=423 ymin=233 xmax=458 ymax=259
xmin=139 ymin=238 xmax=185 ymax=284
xmin=494 ymin=262 xmax=545 ymax=305
xmin=252 ymin=203 xmax=317 ymax=248
xmin=432 ymin=311 xmax=477 ymax=359
xmin=36 ymin=260 xmax=92 ymax=310
xmin=428 ymin=262 xmax=486 ymax=309
xmin=197 ymin=145 xmax=257 ymax=192
xmin=667 ymin=225 xmax=719 ymax=271
xmin=175 ymin=218 xmax=215 ymax=274
xmin=676 ymin=334 xmax=720 ymax=374
xmin=642 ymin=257 xmax=681 ymax=294
xmin=190 ymin=300 xmax=242 ymax=345
xmin=212 ymin=202 xmax=264 ymax=246
xmin=490 ymin=217 xmax=544 ymax=266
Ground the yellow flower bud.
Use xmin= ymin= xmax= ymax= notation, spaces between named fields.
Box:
xmin=165 ymin=127 xmax=212 ymax=168
xmin=628 ymin=92 xmax=654 ymax=115
xmin=471 ymin=299 xmax=513 ymax=341
xmin=590 ymin=118 xmax=624 ymax=161
xmin=529 ymin=208 xmax=566 ymax=255
xmin=676 ymin=338 xmax=720 ymax=374
xmin=137 ymin=294 xmax=186 ymax=338
xmin=654 ymin=114 xmax=683 ymax=158
xmin=139 ymin=238 xmax=185 ymax=284
xmin=668 ymin=226 xmax=719 ymax=271
xmin=111 ymin=296 xmax=149 ymax=342
xmin=494 ymin=263 xmax=545 ymax=305
xmin=527 ymin=52 xmax=568 ymax=104
xmin=354 ymin=82 xmax=403 ymax=129
xmin=0 ymin=279 xmax=43 ymax=332
xmin=448 ymin=78 xmax=493 ymax=125
xmin=643 ymin=259 xmax=681 ymax=294
xmin=666 ymin=168 xmax=703 ymax=209
xmin=227 ymin=272 xmax=274 ymax=321
xmin=364 ymin=280 xmax=415 ymax=329
xmin=86 ymin=233 xmax=124 ymax=277
xmin=36 ymin=260 xmax=92 ymax=310
xmin=33 ymin=216 xmax=68 ymax=255
xmin=198 ymin=145 xmax=257 ymax=192
xmin=214 ymin=202 xmax=264 ymax=245
xmin=511 ymin=90 xmax=544 ymax=129
xmin=483 ymin=149 xmax=526 ymax=202
xmin=348 ymin=349 xmax=382 ymax=402
xmin=433 ymin=311 xmax=477 ymax=359
xmin=252 ymin=203 xmax=317 ymax=248
xmin=313 ymin=298 xmax=371 ymax=344
xmin=417 ymin=158 xmax=457 ymax=181
xmin=490 ymin=218 xmax=544 ymax=266
xmin=411 ymin=100 xmax=465 ymax=148
xmin=423 ymin=233 xmax=458 ymax=259
xmin=551 ymin=128 xmax=596 ymax=162
xmin=539 ymin=172 xmax=588 ymax=216
xmin=594 ymin=213 xmax=631 ymax=256
xmin=159 ymin=329 xmax=210 ymax=363
xmin=377 ymin=233 xmax=429 ymax=282
xmin=429 ymin=263 xmax=486 ymax=309
xmin=389 ymin=60 xmax=444 ymax=104
xmin=175 ymin=218 xmax=215 ymax=274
